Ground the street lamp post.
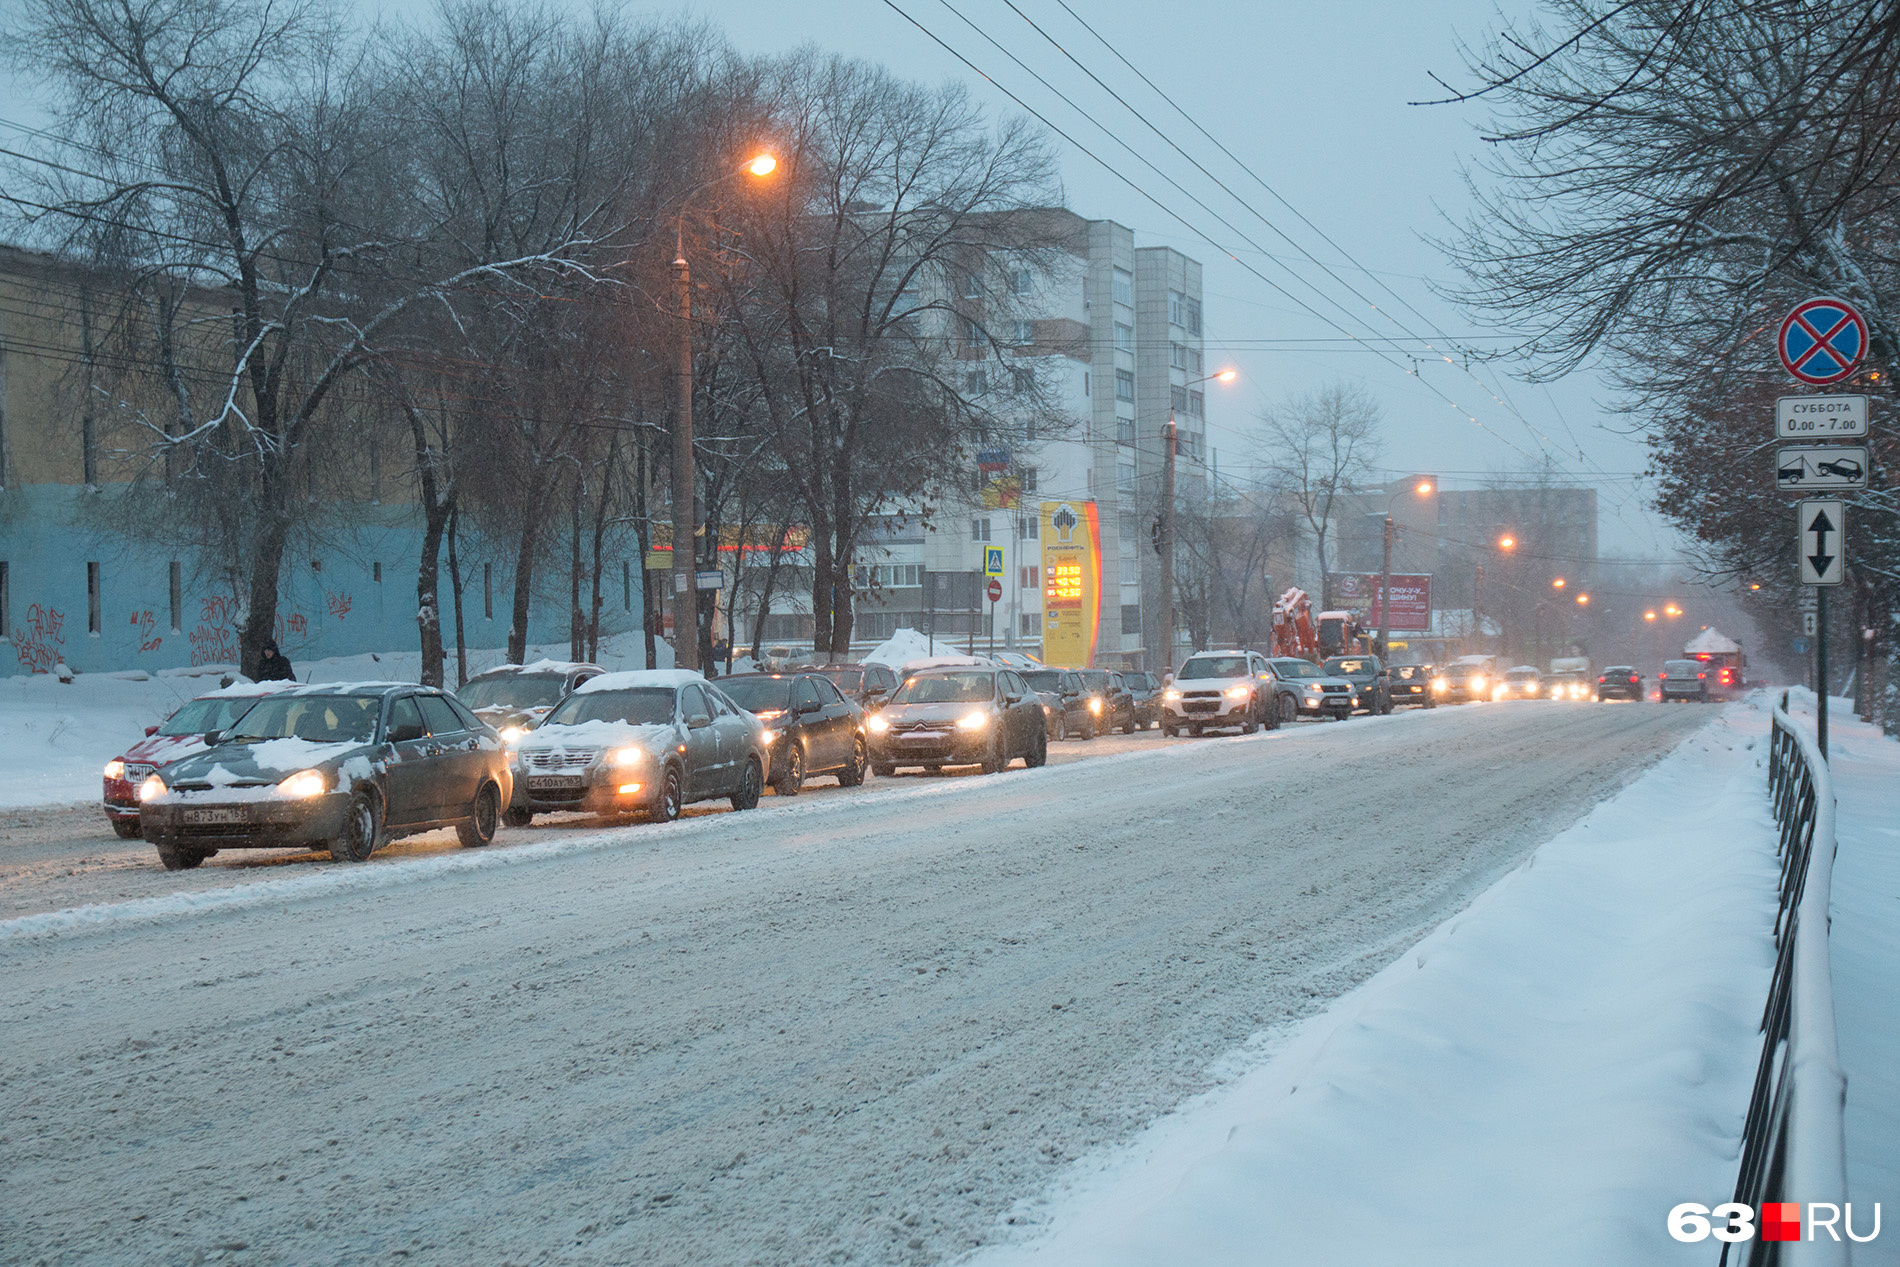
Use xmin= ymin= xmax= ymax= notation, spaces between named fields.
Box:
xmin=669 ymin=153 xmax=776 ymax=672
xmin=1157 ymin=369 xmax=1236 ymax=670
xmin=1377 ymin=478 xmax=1435 ymax=660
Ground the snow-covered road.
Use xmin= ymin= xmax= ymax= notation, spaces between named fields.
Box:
xmin=1 ymin=701 xmax=1710 ymax=1266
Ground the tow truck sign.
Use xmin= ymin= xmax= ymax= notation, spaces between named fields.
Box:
xmin=1776 ymin=445 xmax=1868 ymax=491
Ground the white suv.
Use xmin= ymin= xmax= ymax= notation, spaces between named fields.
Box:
xmin=1162 ymin=650 xmax=1278 ymax=736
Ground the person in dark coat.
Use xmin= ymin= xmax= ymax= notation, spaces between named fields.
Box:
xmin=255 ymin=639 xmax=296 ymax=682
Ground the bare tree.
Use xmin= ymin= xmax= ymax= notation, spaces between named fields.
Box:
xmin=1254 ymin=383 xmax=1384 ymax=600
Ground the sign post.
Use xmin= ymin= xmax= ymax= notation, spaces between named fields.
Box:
xmin=1799 ymin=499 xmax=1844 ymax=757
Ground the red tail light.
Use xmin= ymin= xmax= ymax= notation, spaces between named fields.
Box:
xmin=1697 ymin=672 xmax=1706 ymax=679
xmin=1628 ymin=676 xmax=1638 ymax=683
xmin=1659 ymin=673 xmax=1667 ymax=680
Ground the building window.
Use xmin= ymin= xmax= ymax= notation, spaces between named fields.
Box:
xmin=962 ymin=271 xmax=983 ymax=298
xmin=1083 ymin=372 xmax=1090 ymax=396
xmin=1170 ymin=342 xmax=1189 ymax=369
xmin=1171 ymin=385 xmax=1189 ymax=412
xmin=87 ymin=561 xmax=101 ymax=635
xmin=622 ymin=560 xmax=632 ymax=610
xmin=1120 ymin=554 xmax=1140 ymax=585
xmin=0 ymin=561 xmax=8 ymax=638
xmin=373 ymin=562 xmax=382 ymax=583
xmin=1115 ymin=322 xmax=1134 ymax=351
xmin=1188 ymin=389 xmax=1205 ymax=418
xmin=168 ymin=561 xmax=182 ymax=632
xmin=82 ymin=412 xmax=97 ymax=487
xmin=1118 ymin=416 xmax=1135 ymax=446
xmin=1116 ymin=454 xmax=1135 ymax=494
xmin=1169 ymin=290 xmax=1185 ymax=326
xmin=1115 ymin=369 xmax=1135 ymax=402
xmin=1018 ymin=515 xmax=1038 ymax=540
xmin=1020 ymin=612 xmax=1042 ymax=636
xmin=1023 ymin=466 xmax=1038 ymax=492
xmin=1012 ymin=366 xmax=1033 ymax=394
xmin=972 ymin=517 xmax=991 ymax=542
xmin=1019 ymin=565 xmax=1037 ymax=589
xmin=1189 ymin=346 xmax=1204 ymax=373
xmin=1013 ymin=320 xmax=1034 ymax=346
xmin=1122 ymin=603 xmax=1142 ymax=635
xmin=483 ymin=563 xmax=493 ymax=620
xmin=1113 ymin=268 xmax=1134 ymax=306
xmin=964 ymin=370 xmax=987 ymax=396
xmin=962 ymin=316 xmax=983 ymax=350
xmin=1185 ymin=297 xmax=1202 ymax=335
xmin=1010 ymin=267 xmax=1033 ymax=295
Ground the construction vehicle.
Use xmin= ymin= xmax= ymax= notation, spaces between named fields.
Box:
xmin=1316 ymin=610 xmax=1369 ymax=658
xmin=1271 ymin=588 xmax=1319 ymax=660
xmin=1684 ymin=628 xmax=1746 ymax=697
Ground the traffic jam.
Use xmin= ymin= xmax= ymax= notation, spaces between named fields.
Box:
xmin=99 ymin=594 xmax=1752 ymax=875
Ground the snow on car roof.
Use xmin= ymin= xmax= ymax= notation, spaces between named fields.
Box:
xmin=280 ymin=681 xmax=419 ymax=694
xmin=1683 ymin=628 xmax=1741 ymax=655
xmin=472 ymin=659 xmax=600 ymax=678
xmin=200 ymin=679 xmax=302 ymax=699
xmin=575 ymin=669 xmax=704 ymax=693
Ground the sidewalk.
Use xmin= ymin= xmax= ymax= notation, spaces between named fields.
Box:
xmin=1790 ymin=693 xmax=1900 ymax=1266
xmin=969 ymin=702 xmax=1790 ymax=1266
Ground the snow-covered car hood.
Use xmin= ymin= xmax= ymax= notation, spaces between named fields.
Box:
xmin=116 ymin=732 xmax=212 ymax=769
xmin=516 ymin=720 xmax=677 ymax=757
xmin=879 ymin=701 xmax=992 ymax=726
xmin=152 ymin=739 xmax=377 ymax=800
xmin=1173 ymin=673 xmax=1255 ymax=691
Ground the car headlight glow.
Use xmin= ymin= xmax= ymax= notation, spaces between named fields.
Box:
xmin=957 ymin=711 xmax=990 ymax=731
xmin=103 ymin=759 xmax=126 ymax=780
xmin=752 ymin=708 xmax=786 ymax=721
xmin=760 ymin=729 xmax=779 ymax=745
xmin=1163 ymin=689 xmax=1181 ymax=701
xmin=138 ymin=774 xmax=167 ymax=802
xmin=1224 ymin=685 xmax=1250 ymax=700
xmin=499 ymin=725 xmax=527 ymax=744
xmin=609 ymin=746 xmax=646 ymax=767
xmin=278 ymin=769 xmax=327 ymax=799
xmin=1431 ymin=678 xmax=1447 ymax=691
xmin=867 ymin=715 xmax=890 ymax=734
xmin=1471 ymin=675 xmax=1486 ymax=691
xmin=1088 ymin=698 xmax=1103 ymax=713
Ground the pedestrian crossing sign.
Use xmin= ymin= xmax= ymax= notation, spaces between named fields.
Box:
xmin=984 ymin=546 xmax=1005 ymax=577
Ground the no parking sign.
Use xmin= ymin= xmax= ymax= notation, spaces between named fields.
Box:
xmin=1778 ymin=297 xmax=1867 ymax=385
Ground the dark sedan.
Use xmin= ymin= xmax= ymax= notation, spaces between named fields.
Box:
xmin=1388 ymin=663 xmax=1436 ymax=708
xmin=1076 ymin=669 xmax=1136 ymax=735
xmin=1323 ymin=655 xmax=1393 ymax=715
xmin=720 ymin=672 xmax=869 ymax=795
xmin=1121 ymin=670 xmax=1164 ymax=730
xmin=1021 ymin=667 xmax=1096 ymax=739
xmin=866 ymin=667 xmax=1048 ymax=775
xmin=1596 ymin=665 xmax=1646 ymax=701
xmin=456 ymin=660 xmax=603 ymax=740
xmin=137 ymin=684 xmax=511 ymax=870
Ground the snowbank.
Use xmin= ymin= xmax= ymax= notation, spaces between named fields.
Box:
xmin=862 ymin=627 xmax=968 ymax=671
xmin=972 ymin=702 xmax=1782 ymax=1266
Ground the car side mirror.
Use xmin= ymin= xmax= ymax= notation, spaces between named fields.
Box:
xmin=1162 ymin=672 xmax=1174 ymax=685
xmin=202 ymin=730 xmax=223 ymax=745
xmin=687 ymin=712 xmax=713 ymax=729
xmin=1004 ymin=692 xmax=1022 ymax=705
xmin=796 ymin=698 xmax=822 ymax=715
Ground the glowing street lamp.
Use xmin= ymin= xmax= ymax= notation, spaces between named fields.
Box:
xmin=1551 ymin=577 xmax=1566 ymax=589
xmin=1498 ymin=534 xmax=1517 ymax=551
xmin=1575 ymin=593 xmax=1590 ymax=605
xmin=1645 ymin=610 xmax=1659 ymax=621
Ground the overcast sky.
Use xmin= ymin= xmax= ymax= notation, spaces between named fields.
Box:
xmin=0 ymin=0 xmax=1681 ymax=556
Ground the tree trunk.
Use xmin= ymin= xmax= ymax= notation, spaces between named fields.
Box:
xmin=416 ymin=504 xmax=447 ymax=688
xmin=810 ymin=533 xmax=835 ymax=656
xmin=749 ymin=522 xmax=792 ymax=663
xmin=238 ymin=511 xmax=291 ymax=681
xmin=508 ymin=512 xmax=541 ymax=666
xmin=569 ymin=471 xmax=585 ymax=662
xmin=447 ymin=500 xmax=468 ymax=688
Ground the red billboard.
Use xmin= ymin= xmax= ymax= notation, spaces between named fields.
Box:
xmin=1330 ymin=573 xmax=1432 ymax=633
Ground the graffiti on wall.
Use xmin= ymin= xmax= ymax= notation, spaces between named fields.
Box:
xmin=13 ymin=605 xmax=67 ymax=673
xmin=325 ymin=590 xmax=352 ymax=621
xmin=131 ymin=610 xmax=163 ymax=653
xmin=189 ymin=595 xmax=241 ymax=666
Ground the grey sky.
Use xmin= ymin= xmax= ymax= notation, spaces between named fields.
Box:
xmin=0 ymin=0 xmax=1678 ymax=555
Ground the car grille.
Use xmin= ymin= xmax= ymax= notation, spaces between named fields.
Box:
xmin=1320 ymin=684 xmax=1350 ymax=695
xmin=524 ymin=748 xmax=598 ymax=770
xmin=887 ymin=721 xmax=947 ymax=735
xmin=169 ymin=780 xmax=273 ymax=792
xmin=123 ymin=762 xmax=158 ymax=782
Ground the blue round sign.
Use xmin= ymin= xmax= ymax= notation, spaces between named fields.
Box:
xmin=1778 ymin=297 xmax=1867 ymax=385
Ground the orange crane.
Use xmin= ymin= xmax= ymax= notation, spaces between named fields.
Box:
xmin=1271 ymin=588 xmax=1320 ymax=660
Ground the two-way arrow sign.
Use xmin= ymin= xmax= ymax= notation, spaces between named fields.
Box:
xmin=1799 ymin=499 xmax=1846 ymax=586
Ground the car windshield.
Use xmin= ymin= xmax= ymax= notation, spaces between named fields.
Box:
xmin=816 ymin=668 xmax=862 ymax=692
xmin=1021 ymin=671 xmax=1067 ymax=692
xmin=226 ymin=695 xmax=382 ymax=744
xmin=1507 ymin=669 xmax=1540 ymax=681
xmin=1179 ymin=656 xmax=1250 ymax=680
xmin=457 ymin=673 xmax=567 ymax=711
xmin=159 ymin=696 xmax=268 ymax=736
xmin=1271 ymin=659 xmax=1325 ymax=680
xmin=719 ymin=678 xmax=792 ymax=713
xmin=545 ymin=688 xmax=676 ymax=726
xmin=1325 ymin=658 xmax=1375 ymax=676
xmin=891 ymin=672 xmax=994 ymax=704
xmin=1664 ymin=661 xmax=1703 ymax=675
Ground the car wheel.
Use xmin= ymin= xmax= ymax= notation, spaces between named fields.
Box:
xmin=111 ymin=818 xmax=143 ymax=840
xmin=775 ymin=742 xmax=806 ymax=796
xmin=1024 ymin=725 xmax=1048 ymax=767
xmin=980 ymin=733 xmax=1006 ymax=774
xmin=457 ymin=781 xmax=500 ymax=848
xmin=838 ymin=736 xmax=869 ymax=787
xmin=1240 ymin=706 xmax=1259 ymax=735
xmin=1079 ymin=715 xmax=1096 ymax=740
xmin=650 ymin=764 xmax=683 ymax=822
xmin=503 ymin=806 xmax=534 ymax=828
xmin=327 ymin=788 xmax=381 ymax=864
xmin=1188 ymin=724 xmax=1203 ymax=737
xmin=730 ymin=757 xmax=763 ymax=810
xmin=154 ymin=840 xmax=206 ymax=871
xmin=872 ymin=761 xmax=896 ymax=778
xmin=1279 ymin=695 xmax=1297 ymax=725
xmin=1162 ymin=723 xmax=1178 ymax=737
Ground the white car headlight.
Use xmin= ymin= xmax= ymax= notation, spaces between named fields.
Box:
xmin=760 ymin=729 xmax=779 ymax=745
xmin=138 ymin=774 xmax=167 ymax=802
xmin=1163 ymin=689 xmax=1181 ymax=701
xmin=278 ymin=769 xmax=327 ymax=799
xmin=867 ymin=715 xmax=890 ymax=734
xmin=1224 ymin=685 xmax=1250 ymax=700
xmin=608 ymin=746 xmax=646 ymax=767
xmin=1088 ymin=698 xmax=1103 ymax=713
xmin=499 ymin=725 xmax=527 ymax=744
xmin=957 ymin=711 xmax=990 ymax=731
xmin=103 ymin=759 xmax=126 ymax=780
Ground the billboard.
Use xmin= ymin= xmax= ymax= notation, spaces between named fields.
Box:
xmin=1330 ymin=573 xmax=1432 ymax=633
xmin=1041 ymin=500 xmax=1100 ymax=667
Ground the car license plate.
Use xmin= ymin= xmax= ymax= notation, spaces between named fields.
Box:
xmin=183 ymin=807 xmax=250 ymax=826
xmin=528 ymin=774 xmax=587 ymax=790
xmin=898 ymin=731 xmax=944 ymax=743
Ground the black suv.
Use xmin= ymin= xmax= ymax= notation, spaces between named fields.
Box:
xmin=1121 ymin=670 xmax=1164 ymax=729
xmin=1021 ymin=667 xmax=1095 ymax=739
xmin=719 ymin=672 xmax=869 ymax=794
xmin=1076 ymin=669 xmax=1136 ymax=735
xmin=1322 ymin=655 xmax=1393 ymax=715
xmin=1388 ymin=662 xmax=1435 ymax=708
xmin=1596 ymin=666 xmax=1646 ymax=701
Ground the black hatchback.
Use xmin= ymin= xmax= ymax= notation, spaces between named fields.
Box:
xmin=719 ymin=672 xmax=870 ymax=794
xmin=137 ymin=684 xmax=512 ymax=870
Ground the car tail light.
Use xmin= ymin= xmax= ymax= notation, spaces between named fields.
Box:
xmin=1697 ymin=672 xmax=1706 ymax=679
xmin=1628 ymin=675 xmax=1638 ymax=683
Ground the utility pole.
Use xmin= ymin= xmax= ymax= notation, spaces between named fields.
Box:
xmin=671 ymin=245 xmax=699 ymax=673
xmin=1159 ymin=413 xmax=1178 ymax=674
xmin=1473 ymin=564 xmax=1485 ymax=656
xmin=1377 ymin=513 xmax=1394 ymax=659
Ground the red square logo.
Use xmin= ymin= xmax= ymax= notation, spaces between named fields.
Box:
xmin=1762 ymin=1203 xmax=1802 ymax=1241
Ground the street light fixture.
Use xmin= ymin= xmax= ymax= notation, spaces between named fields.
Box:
xmin=1645 ymin=610 xmax=1658 ymax=621
xmin=1375 ymin=477 xmax=1438 ymax=659
xmin=668 ymin=152 xmax=778 ymax=670
xmin=1575 ymin=594 xmax=1590 ymax=605
xmin=1551 ymin=576 xmax=1566 ymax=589
xmin=1159 ymin=370 xmax=1238 ymax=668
xmin=1498 ymin=534 xmax=1517 ymax=551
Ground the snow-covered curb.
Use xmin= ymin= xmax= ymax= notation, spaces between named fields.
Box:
xmin=966 ymin=701 xmax=1781 ymax=1266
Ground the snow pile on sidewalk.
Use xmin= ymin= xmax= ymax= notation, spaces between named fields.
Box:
xmin=0 ymin=634 xmax=674 ymax=809
xmin=1785 ymin=692 xmax=1900 ymax=1254
xmin=970 ymin=703 xmax=1783 ymax=1267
